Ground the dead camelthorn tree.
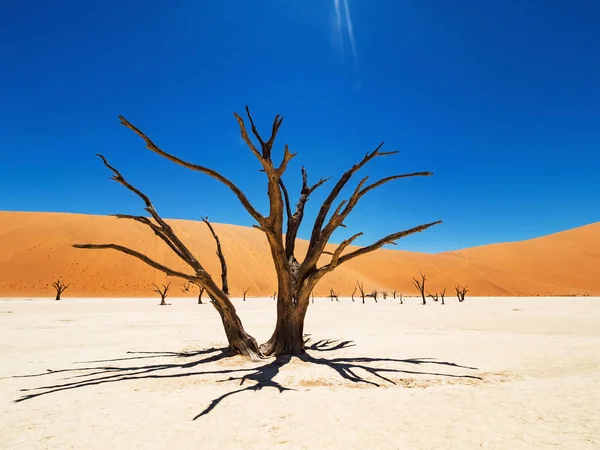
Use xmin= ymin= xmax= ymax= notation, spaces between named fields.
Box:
xmin=455 ymin=285 xmax=469 ymax=302
xmin=351 ymin=286 xmax=357 ymax=302
xmin=329 ymin=288 xmax=339 ymax=302
xmin=440 ymin=288 xmax=446 ymax=305
xmin=413 ymin=271 xmax=427 ymax=305
xmin=197 ymin=285 xmax=206 ymax=304
xmin=392 ymin=289 xmax=398 ymax=299
xmin=382 ymin=290 xmax=388 ymax=300
xmin=399 ymin=293 xmax=404 ymax=305
xmin=154 ymin=282 xmax=171 ymax=306
xmin=182 ymin=281 xmax=191 ymax=293
xmin=51 ymin=278 xmax=70 ymax=301
xmin=366 ymin=289 xmax=379 ymax=303
xmin=427 ymin=291 xmax=439 ymax=302
xmin=74 ymin=107 xmax=440 ymax=357
xmin=242 ymin=288 xmax=250 ymax=302
xmin=273 ymin=292 xmax=276 ymax=301
xmin=357 ymin=281 xmax=366 ymax=304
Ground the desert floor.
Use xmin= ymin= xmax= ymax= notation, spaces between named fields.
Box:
xmin=1 ymin=296 xmax=598 ymax=449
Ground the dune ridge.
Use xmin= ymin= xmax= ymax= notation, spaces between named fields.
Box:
xmin=1 ymin=211 xmax=599 ymax=298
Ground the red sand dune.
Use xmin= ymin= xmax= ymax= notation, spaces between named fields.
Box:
xmin=0 ymin=211 xmax=598 ymax=297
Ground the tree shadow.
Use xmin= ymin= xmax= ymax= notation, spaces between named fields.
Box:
xmin=11 ymin=336 xmax=482 ymax=420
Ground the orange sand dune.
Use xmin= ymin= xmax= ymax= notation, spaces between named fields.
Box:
xmin=0 ymin=211 xmax=598 ymax=297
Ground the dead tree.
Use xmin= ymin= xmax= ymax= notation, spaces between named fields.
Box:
xmin=399 ymin=293 xmax=403 ymax=305
xmin=440 ymin=288 xmax=446 ymax=305
xmin=74 ymin=107 xmax=440 ymax=357
xmin=392 ymin=289 xmax=397 ymax=299
xmin=427 ymin=291 xmax=439 ymax=302
xmin=351 ymin=286 xmax=356 ymax=302
xmin=51 ymin=278 xmax=70 ymax=301
xmin=413 ymin=271 xmax=427 ymax=305
xmin=357 ymin=281 xmax=366 ymax=304
xmin=198 ymin=285 xmax=206 ymax=304
xmin=273 ymin=292 xmax=276 ymax=301
xmin=182 ymin=281 xmax=191 ymax=293
xmin=242 ymin=288 xmax=250 ymax=302
xmin=455 ymin=285 xmax=469 ymax=302
xmin=366 ymin=289 xmax=378 ymax=303
xmin=154 ymin=282 xmax=171 ymax=306
xmin=329 ymin=288 xmax=339 ymax=302
xmin=382 ymin=290 xmax=388 ymax=300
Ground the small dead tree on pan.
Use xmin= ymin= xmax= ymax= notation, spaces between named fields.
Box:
xmin=398 ymin=293 xmax=403 ymax=305
xmin=182 ymin=281 xmax=191 ymax=293
xmin=427 ymin=292 xmax=439 ymax=302
xmin=412 ymin=271 xmax=427 ymax=305
xmin=455 ymin=285 xmax=469 ymax=302
xmin=51 ymin=278 xmax=70 ymax=301
xmin=392 ymin=289 xmax=398 ymax=299
xmin=154 ymin=282 xmax=171 ymax=306
xmin=351 ymin=286 xmax=357 ymax=302
xmin=329 ymin=288 xmax=339 ymax=302
xmin=74 ymin=107 xmax=440 ymax=357
xmin=382 ymin=290 xmax=388 ymax=300
xmin=197 ymin=285 xmax=206 ymax=304
xmin=440 ymin=288 xmax=446 ymax=305
xmin=366 ymin=289 xmax=378 ymax=303
xmin=357 ymin=280 xmax=366 ymax=304
xmin=242 ymin=288 xmax=250 ymax=302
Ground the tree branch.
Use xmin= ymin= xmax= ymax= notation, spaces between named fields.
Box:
xmin=96 ymin=154 xmax=204 ymax=273
xmin=73 ymin=243 xmax=197 ymax=280
xmin=118 ymin=116 xmax=265 ymax=225
xmin=202 ymin=217 xmax=229 ymax=295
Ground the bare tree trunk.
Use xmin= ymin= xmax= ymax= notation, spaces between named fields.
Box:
xmin=160 ymin=296 xmax=166 ymax=306
xmin=260 ymin=291 xmax=309 ymax=356
xmin=198 ymin=286 xmax=205 ymax=304
xmin=211 ymin=297 xmax=260 ymax=357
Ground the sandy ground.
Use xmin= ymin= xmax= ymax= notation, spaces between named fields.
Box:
xmin=1 ymin=296 xmax=599 ymax=449
xmin=2 ymin=211 xmax=599 ymax=297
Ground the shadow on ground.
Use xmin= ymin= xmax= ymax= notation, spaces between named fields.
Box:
xmin=10 ymin=336 xmax=481 ymax=420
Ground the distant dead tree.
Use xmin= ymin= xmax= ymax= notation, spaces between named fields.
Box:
xmin=73 ymin=107 xmax=439 ymax=357
xmin=357 ymin=281 xmax=366 ymax=304
xmin=351 ymin=287 xmax=357 ymax=302
xmin=392 ymin=289 xmax=398 ymax=299
xmin=154 ymin=282 xmax=171 ymax=306
xmin=440 ymin=288 xmax=446 ymax=305
xmin=329 ymin=288 xmax=339 ymax=302
xmin=399 ymin=293 xmax=403 ymax=305
xmin=427 ymin=291 xmax=439 ymax=302
xmin=382 ymin=290 xmax=388 ymax=300
xmin=455 ymin=285 xmax=469 ymax=302
xmin=197 ymin=285 xmax=206 ymax=304
xmin=242 ymin=288 xmax=250 ymax=302
xmin=273 ymin=292 xmax=276 ymax=301
xmin=412 ymin=271 xmax=427 ymax=305
xmin=182 ymin=281 xmax=191 ymax=293
xmin=51 ymin=278 xmax=70 ymax=301
xmin=366 ymin=289 xmax=378 ymax=303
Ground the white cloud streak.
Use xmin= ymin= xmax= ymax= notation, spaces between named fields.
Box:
xmin=333 ymin=0 xmax=358 ymax=71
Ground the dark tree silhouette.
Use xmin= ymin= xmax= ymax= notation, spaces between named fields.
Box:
xmin=399 ymin=293 xmax=404 ymax=305
xmin=440 ymin=288 xmax=446 ymax=305
xmin=366 ymin=290 xmax=378 ymax=303
xmin=242 ymin=288 xmax=250 ymax=302
xmin=392 ymin=289 xmax=398 ymax=299
xmin=73 ymin=107 xmax=440 ymax=357
xmin=427 ymin=292 xmax=439 ymax=302
xmin=412 ymin=271 xmax=427 ymax=305
xmin=351 ymin=287 xmax=357 ymax=302
xmin=382 ymin=290 xmax=388 ymax=300
xmin=455 ymin=285 xmax=469 ymax=302
xmin=329 ymin=288 xmax=339 ymax=302
xmin=154 ymin=283 xmax=171 ymax=306
xmin=357 ymin=281 xmax=366 ymax=304
xmin=197 ymin=285 xmax=206 ymax=304
xmin=51 ymin=278 xmax=70 ymax=301
xmin=182 ymin=281 xmax=191 ymax=293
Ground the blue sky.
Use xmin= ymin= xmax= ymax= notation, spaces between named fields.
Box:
xmin=0 ymin=0 xmax=598 ymax=253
